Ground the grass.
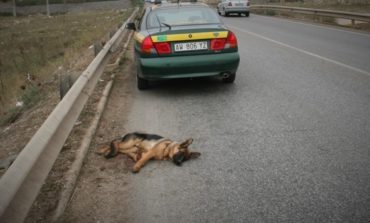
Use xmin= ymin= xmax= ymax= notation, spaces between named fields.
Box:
xmin=259 ymin=2 xmax=370 ymax=13
xmin=0 ymin=9 xmax=133 ymax=124
xmin=13 ymin=0 xmax=118 ymax=6
xmin=2 ymin=86 xmax=41 ymax=124
xmin=251 ymin=2 xmax=370 ymax=30
xmin=130 ymin=0 xmax=143 ymax=7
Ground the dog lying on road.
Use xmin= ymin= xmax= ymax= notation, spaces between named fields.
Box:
xmin=96 ymin=132 xmax=201 ymax=173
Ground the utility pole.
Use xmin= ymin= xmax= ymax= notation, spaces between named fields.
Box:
xmin=12 ymin=0 xmax=16 ymax=17
xmin=46 ymin=0 xmax=50 ymax=16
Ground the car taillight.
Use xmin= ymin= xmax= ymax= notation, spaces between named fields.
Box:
xmin=141 ymin=36 xmax=171 ymax=55
xmin=228 ymin=1 xmax=232 ymax=6
xmin=210 ymin=39 xmax=226 ymax=50
xmin=141 ymin=36 xmax=156 ymax=54
xmin=154 ymin=42 xmax=171 ymax=54
xmin=225 ymin=31 xmax=238 ymax=49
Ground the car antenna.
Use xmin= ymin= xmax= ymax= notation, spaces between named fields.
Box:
xmin=155 ymin=14 xmax=162 ymax=32
xmin=155 ymin=14 xmax=172 ymax=31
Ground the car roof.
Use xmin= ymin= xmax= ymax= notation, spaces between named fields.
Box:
xmin=149 ymin=2 xmax=210 ymax=11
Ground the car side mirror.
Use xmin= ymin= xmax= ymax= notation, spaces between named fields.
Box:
xmin=126 ymin=22 xmax=136 ymax=31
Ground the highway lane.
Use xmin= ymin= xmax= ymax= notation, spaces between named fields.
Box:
xmin=223 ymin=14 xmax=370 ymax=74
xmin=64 ymin=15 xmax=370 ymax=222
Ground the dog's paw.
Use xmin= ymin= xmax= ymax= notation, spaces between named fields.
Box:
xmin=132 ymin=166 xmax=141 ymax=173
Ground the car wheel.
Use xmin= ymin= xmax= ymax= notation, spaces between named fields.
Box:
xmin=222 ymin=73 xmax=236 ymax=83
xmin=245 ymin=12 xmax=250 ymax=17
xmin=137 ymin=74 xmax=149 ymax=90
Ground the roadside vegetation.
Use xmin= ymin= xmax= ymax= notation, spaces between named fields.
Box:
xmin=251 ymin=0 xmax=370 ymax=30
xmin=3 ymin=0 xmax=116 ymax=6
xmin=264 ymin=1 xmax=370 ymax=13
xmin=0 ymin=9 xmax=132 ymax=125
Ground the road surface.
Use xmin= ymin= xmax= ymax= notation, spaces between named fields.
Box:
xmin=63 ymin=14 xmax=370 ymax=223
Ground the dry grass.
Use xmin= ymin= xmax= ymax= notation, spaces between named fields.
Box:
xmin=251 ymin=2 xmax=370 ymax=31
xmin=0 ymin=9 xmax=132 ymax=122
xmin=264 ymin=2 xmax=370 ymax=13
xmin=12 ymin=0 xmax=115 ymax=6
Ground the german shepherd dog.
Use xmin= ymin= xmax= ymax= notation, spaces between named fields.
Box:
xmin=96 ymin=132 xmax=201 ymax=173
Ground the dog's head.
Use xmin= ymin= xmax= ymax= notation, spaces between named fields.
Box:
xmin=96 ymin=140 xmax=119 ymax=159
xmin=171 ymin=138 xmax=201 ymax=166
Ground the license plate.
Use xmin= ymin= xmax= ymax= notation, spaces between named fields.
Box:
xmin=174 ymin=41 xmax=208 ymax=52
xmin=235 ymin=3 xmax=244 ymax=6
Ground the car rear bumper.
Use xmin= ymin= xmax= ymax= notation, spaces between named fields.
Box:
xmin=137 ymin=52 xmax=240 ymax=80
xmin=225 ymin=7 xmax=249 ymax=13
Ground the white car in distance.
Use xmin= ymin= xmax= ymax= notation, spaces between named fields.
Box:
xmin=217 ymin=0 xmax=250 ymax=17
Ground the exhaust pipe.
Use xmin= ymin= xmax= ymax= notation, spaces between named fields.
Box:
xmin=221 ymin=72 xmax=230 ymax=79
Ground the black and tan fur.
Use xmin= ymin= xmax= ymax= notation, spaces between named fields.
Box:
xmin=96 ymin=132 xmax=201 ymax=173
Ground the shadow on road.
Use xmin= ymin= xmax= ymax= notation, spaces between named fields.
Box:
xmin=146 ymin=77 xmax=239 ymax=97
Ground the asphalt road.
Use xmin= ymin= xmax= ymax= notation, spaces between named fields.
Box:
xmin=65 ymin=15 xmax=370 ymax=222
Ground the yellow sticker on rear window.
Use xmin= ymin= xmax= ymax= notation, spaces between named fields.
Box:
xmin=151 ymin=31 xmax=228 ymax=43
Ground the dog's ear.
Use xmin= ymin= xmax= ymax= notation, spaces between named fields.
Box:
xmin=189 ymin=152 xmax=201 ymax=159
xmin=180 ymin=138 xmax=193 ymax=148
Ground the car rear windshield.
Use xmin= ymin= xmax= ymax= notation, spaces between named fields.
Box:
xmin=147 ymin=6 xmax=220 ymax=28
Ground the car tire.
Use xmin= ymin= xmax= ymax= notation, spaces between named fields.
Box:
xmin=245 ymin=12 xmax=250 ymax=17
xmin=137 ymin=74 xmax=149 ymax=90
xmin=222 ymin=73 xmax=236 ymax=83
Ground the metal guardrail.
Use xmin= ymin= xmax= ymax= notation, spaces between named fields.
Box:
xmin=250 ymin=5 xmax=370 ymax=25
xmin=0 ymin=7 xmax=139 ymax=223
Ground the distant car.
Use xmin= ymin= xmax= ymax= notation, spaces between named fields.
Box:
xmin=126 ymin=3 xmax=240 ymax=90
xmin=217 ymin=0 xmax=250 ymax=17
xmin=150 ymin=0 xmax=162 ymax=4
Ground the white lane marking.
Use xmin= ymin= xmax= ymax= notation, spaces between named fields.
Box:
xmin=252 ymin=14 xmax=370 ymax=38
xmin=229 ymin=25 xmax=370 ymax=76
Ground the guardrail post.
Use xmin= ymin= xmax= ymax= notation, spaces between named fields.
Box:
xmin=94 ymin=42 xmax=103 ymax=56
xmin=12 ymin=0 xmax=16 ymax=17
xmin=351 ymin=19 xmax=355 ymax=27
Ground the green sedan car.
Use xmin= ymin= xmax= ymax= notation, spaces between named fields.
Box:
xmin=126 ymin=2 xmax=240 ymax=90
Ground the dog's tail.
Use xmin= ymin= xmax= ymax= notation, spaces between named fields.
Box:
xmin=104 ymin=140 xmax=118 ymax=159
